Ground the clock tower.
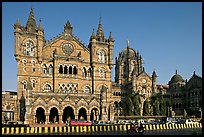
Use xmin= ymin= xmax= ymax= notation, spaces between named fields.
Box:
xmin=14 ymin=7 xmax=45 ymax=121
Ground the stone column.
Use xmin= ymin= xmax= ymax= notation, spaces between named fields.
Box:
xmin=96 ymin=110 xmax=99 ymax=121
xmin=75 ymin=115 xmax=78 ymax=120
xmin=32 ymin=115 xmax=36 ymax=124
xmin=58 ymin=113 xmax=63 ymax=124
xmin=45 ymin=114 xmax=49 ymax=124
xmin=87 ymin=113 xmax=90 ymax=122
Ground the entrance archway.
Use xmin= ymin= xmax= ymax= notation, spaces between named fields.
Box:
xmin=90 ymin=108 xmax=99 ymax=121
xmin=63 ymin=106 xmax=75 ymax=123
xmin=78 ymin=108 xmax=87 ymax=120
xmin=36 ymin=107 xmax=45 ymax=123
xmin=49 ymin=107 xmax=59 ymax=123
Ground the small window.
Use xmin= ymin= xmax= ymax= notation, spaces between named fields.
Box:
xmin=73 ymin=66 xmax=77 ymax=75
xmin=64 ymin=66 xmax=68 ymax=74
xmin=59 ymin=65 xmax=63 ymax=74
xmin=82 ymin=67 xmax=86 ymax=77
xmin=69 ymin=66 xmax=72 ymax=74
xmin=84 ymin=86 xmax=91 ymax=94
xmin=49 ymin=64 xmax=53 ymax=75
xmin=42 ymin=64 xmax=47 ymax=74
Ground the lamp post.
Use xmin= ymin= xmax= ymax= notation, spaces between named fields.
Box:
xmin=199 ymin=108 xmax=202 ymax=119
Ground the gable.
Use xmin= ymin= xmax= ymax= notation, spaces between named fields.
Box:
xmin=77 ymin=97 xmax=88 ymax=107
xmin=42 ymin=33 xmax=90 ymax=62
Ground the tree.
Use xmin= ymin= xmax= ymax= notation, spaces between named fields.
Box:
xmin=160 ymin=97 xmax=166 ymax=116
xmin=132 ymin=95 xmax=140 ymax=115
xmin=154 ymin=99 xmax=160 ymax=115
xmin=143 ymin=100 xmax=150 ymax=116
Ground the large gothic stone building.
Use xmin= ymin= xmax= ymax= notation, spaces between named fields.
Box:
xmin=2 ymin=8 xmax=202 ymax=124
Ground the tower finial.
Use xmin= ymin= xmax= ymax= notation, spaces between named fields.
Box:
xmin=126 ymin=39 xmax=130 ymax=48
xmin=176 ymin=69 xmax=177 ymax=75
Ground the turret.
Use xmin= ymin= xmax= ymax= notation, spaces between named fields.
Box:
xmin=108 ymin=32 xmax=114 ymax=69
xmin=26 ymin=7 xmax=37 ymax=33
xmin=37 ymin=19 xmax=45 ymax=63
xmin=152 ymin=70 xmax=157 ymax=94
xmin=14 ymin=19 xmax=22 ymax=61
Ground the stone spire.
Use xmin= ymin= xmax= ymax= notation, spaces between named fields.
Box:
xmin=26 ymin=7 xmax=37 ymax=32
xmin=64 ymin=20 xmax=73 ymax=34
xmin=90 ymin=28 xmax=96 ymax=40
xmin=37 ymin=18 xmax=43 ymax=31
xmin=96 ymin=17 xmax=105 ymax=42
xmin=108 ymin=32 xmax=114 ymax=42
xmin=152 ymin=69 xmax=157 ymax=80
xmin=14 ymin=18 xmax=21 ymax=29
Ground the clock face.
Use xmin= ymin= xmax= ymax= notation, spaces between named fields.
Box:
xmin=24 ymin=39 xmax=35 ymax=56
xmin=142 ymin=79 xmax=146 ymax=83
xmin=62 ymin=43 xmax=74 ymax=54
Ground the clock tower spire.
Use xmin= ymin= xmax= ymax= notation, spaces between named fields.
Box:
xmin=26 ymin=7 xmax=37 ymax=33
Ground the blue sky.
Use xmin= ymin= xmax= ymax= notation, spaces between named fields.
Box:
xmin=2 ymin=2 xmax=202 ymax=91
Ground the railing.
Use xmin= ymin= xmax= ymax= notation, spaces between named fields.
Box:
xmin=2 ymin=123 xmax=202 ymax=135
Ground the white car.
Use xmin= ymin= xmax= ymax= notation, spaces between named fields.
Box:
xmin=185 ymin=119 xmax=199 ymax=124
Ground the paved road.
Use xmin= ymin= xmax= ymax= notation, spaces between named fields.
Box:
xmin=35 ymin=128 xmax=202 ymax=135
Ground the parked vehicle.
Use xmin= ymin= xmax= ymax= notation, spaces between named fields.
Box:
xmin=2 ymin=121 xmax=30 ymax=127
xmin=127 ymin=123 xmax=145 ymax=135
xmin=69 ymin=119 xmax=93 ymax=126
xmin=184 ymin=119 xmax=199 ymax=124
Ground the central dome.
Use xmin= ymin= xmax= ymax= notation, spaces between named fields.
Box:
xmin=119 ymin=47 xmax=136 ymax=60
xmin=169 ymin=70 xmax=184 ymax=84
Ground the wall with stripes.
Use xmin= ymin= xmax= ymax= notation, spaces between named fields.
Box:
xmin=2 ymin=123 xmax=202 ymax=135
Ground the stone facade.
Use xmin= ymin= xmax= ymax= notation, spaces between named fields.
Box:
xmin=2 ymin=8 xmax=202 ymax=124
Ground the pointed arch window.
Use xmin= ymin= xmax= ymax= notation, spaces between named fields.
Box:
xmin=23 ymin=60 xmax=27 ymax=72
xmin=59 ymin=65 xmax=63 ymax=74
xmin=44 ymin=84 xmax=52 ymax=92
xmin=32 ymin=60 xmax=36 ymax=72
xmin=84 ymin=86 xmax=91 ymax=94
xmin=64 ymin=66 xmax=68 ymax=74
xmin=88 ymin=68 xmax=92 ymax=77
xmin=97 ymin=49 xmax=106 ymax=63
xmin=22 ymin=81 xmax=27 ymax=90
xmin=42 ymin=64 xmax=47 ymax=74
xmin=73 ymin=66 xmax=77 ymax=75
xmin=69 ymin=66 xmax=72 ymax=74
xmin=31 ymin=80 xmax=36 ymax=89
xmin=49 ymin=64 xmax=53 ymax=75
xmin=82 ymin=67 xmax=86 ymax=77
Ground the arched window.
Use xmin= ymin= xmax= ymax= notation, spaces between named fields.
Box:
xmin=23 ymin=60 xmax=27 ymax=72
xmin=42 ymin=64 xmax=47 ymax=74
xmin=69 ymin=66 xmax=72 ymax=74
xmin=82 ymin=67 xmax=86 ymax=77
xmin=97 ymin=49 xmax=106 ymax=63
xmin=22 ymin=81 xmax=27 ymax=90
xmin=49 ymin=64 xmax=53 ymax=75
xmin=59 ymin=65 xmax=63 ymax=74
xmin=44 ymin=84 xmax=52 ymax=92
xmin=31 ymin=80 xmax=35 ymax=89
xmin=73 ymin=66 xmax=77 ymax=75
xmin=99 ymin=68 xmax=106 ymax=79
xmin=84 ymin=86 xmax=91 ymax=94
xmin=88 ymin=68 xmax=92 ymax=77
xmin=64 ymin=66 xmax=68 ymax=74
xmin=32 ymin=60 xmax=36 ymax=72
